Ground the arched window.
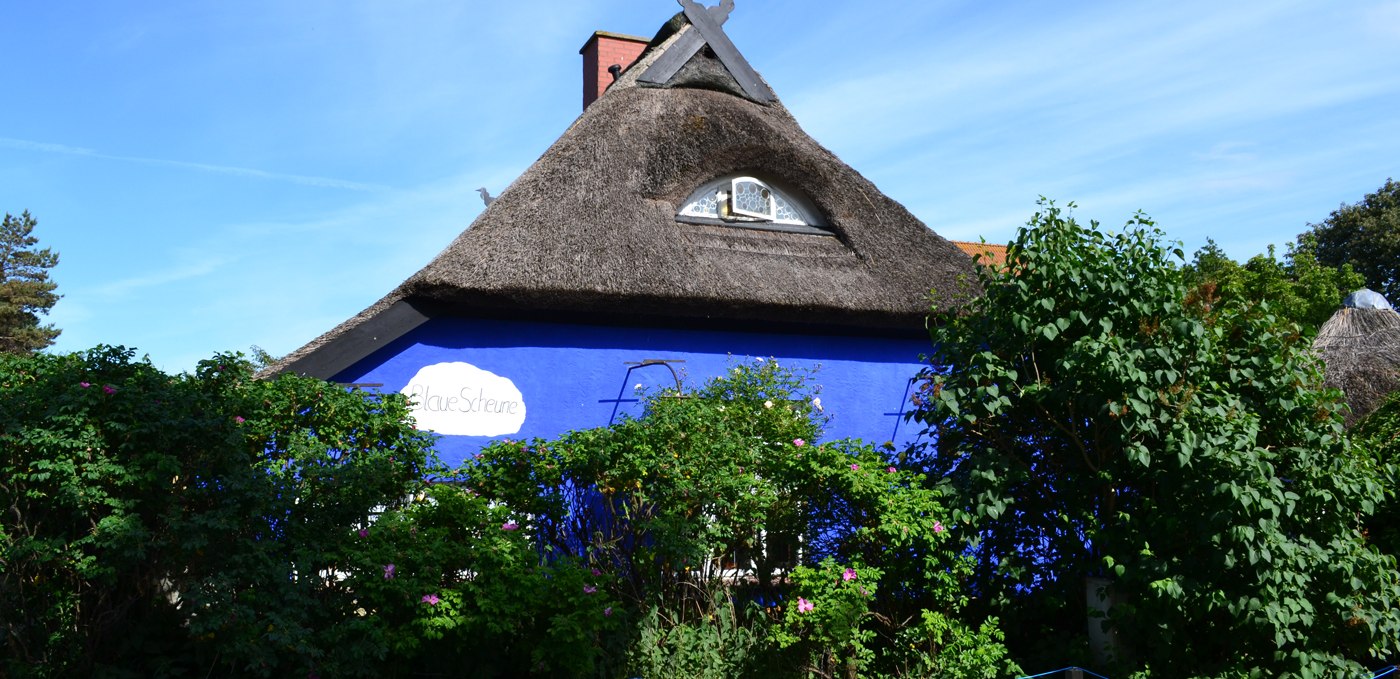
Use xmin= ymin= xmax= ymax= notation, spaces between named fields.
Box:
xmin=677 ymin=175 xmax=831 ymax=235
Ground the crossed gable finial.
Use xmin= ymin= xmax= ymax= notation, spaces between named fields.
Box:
xmin=637 ymin=0 xmax=776 ymax=103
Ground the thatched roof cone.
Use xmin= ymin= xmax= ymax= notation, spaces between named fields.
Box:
xmin=270 ymin=12 xmax=979 ymax=377
xmin=1313 ymin=289 xmax=1400 ymax=426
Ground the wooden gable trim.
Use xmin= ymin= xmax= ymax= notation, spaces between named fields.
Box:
xmin=278 ymin=300 xmax=430 ymax=379
xmin=639 ymin=2 xmax=733 ymax=86
xmin=678 ymin=0 xmax=775 ymax=103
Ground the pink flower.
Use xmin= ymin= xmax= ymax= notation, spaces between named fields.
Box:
xmin=358 ymin=528 xmax=368 ymax=538
xmin=102 ymin=385 xmax=116 ymax=395
xmin=501 ymin=521 xmax=519 ymax=531
xmin=934 ymin=521 xmax=945 ymax=534
xmin=850 ymin=464 xmax=860 ymax=471
xmin=421 ymin=594 xmax=440 ymax=605
xmin=383 ymin=563 xmax=396 ymax=579
xmin=583 ymin=585 xmax=597 ymax=595
xmin=796 ymin=597 xmax=814 ymax=613
xmin=79 ymin=382 xmax=91 ymax=388
xmin=887 ymin=466 xmax=897 ymax=473
xmin=842 ymin=568 xmax=857 ymax=582
xmin=591 ymin=568 xmax=602 ymax=576
xmin=234 ymin=416 xmax=245 ymax=424
xmin=793 ymin=438 xmax=805 ymax=447
xmin=604 ymin=606 xmax=613 ymax=617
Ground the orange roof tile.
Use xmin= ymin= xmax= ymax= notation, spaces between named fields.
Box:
xmin=951 ymin=241 xmax=1009 ymax=269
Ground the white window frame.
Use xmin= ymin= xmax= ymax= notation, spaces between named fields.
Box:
xmin=677 ymin=174 xmax=832 ymax=235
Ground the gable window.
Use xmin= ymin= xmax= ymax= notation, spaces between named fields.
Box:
xmin=677 ymin=175 xmax=832 ymax=235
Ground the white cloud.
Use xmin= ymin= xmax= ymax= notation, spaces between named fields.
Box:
xmin=2 ymin=136 xmax=392 ymax=192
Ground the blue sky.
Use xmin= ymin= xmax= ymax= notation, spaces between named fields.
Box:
xmin=5 ymin=0 xmax=1399 ymax=372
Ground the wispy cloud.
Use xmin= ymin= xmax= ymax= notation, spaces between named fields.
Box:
xmin=1193 ymin=142 xmax=1259 ymax=165
xmin=15 ymin=0 xmax=1400 ymax=374
xmin=1363 ymin=1 xmax=1400 ymax=38
xmin=778 ymin=0 xmax=1400 ymax=259
xmin=0 ymin=136 xmax=391 ymax=192
xmin=0 ymin=138 xmax=99 ymax=156
xmin=89 ymin=257 xmax=232 ymax=299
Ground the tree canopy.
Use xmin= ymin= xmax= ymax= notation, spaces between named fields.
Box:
xmin=1302 ymin=178 xmax=1400 ymax=302
xmin=0 ymin=210 xmax=61 ymax=354
xmin=914 ymin=201 xmax=1400 ymax=677
xmin=1183 ymin=236 xmax=1364 ymax=336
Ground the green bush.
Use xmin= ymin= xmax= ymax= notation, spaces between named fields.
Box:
xmin=465 ymin=359 xmax=1017 ymax=678
xmin=1353 ymin=393 xmax=1400 ymax=559
xmin=915 ymin=201 xmax=1400 ymax=677
xmin=0 ymin=347 xmax=436 ymax=677
xmin=2 ymin=349 xmax=1009 ymax=677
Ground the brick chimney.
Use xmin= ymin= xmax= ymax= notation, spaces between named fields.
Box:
xmin=579 ymin=31 xmax=648 ymax=111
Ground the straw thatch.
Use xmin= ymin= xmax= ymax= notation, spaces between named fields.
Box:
xmin=1312 ymin=294 xmax=1400 ymax=426
xmin=271 ymin=14 xmax=979 ymax=378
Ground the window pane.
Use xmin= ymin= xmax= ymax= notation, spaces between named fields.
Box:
xmin=680 ymin=191 xmax=720 ymax=219
xmin=732 ymin=179 xmax=773 ymax=218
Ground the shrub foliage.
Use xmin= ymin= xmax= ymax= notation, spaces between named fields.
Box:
xmin=0 ymin=347 xmax=435 ymax=677
xmin=0 ymin=348 xmax=1013 ymax=677
xmin=913 ymin=201 xmax=1400 ymax=676
xmin=460 ymin=360 xmax=1016 ymax=678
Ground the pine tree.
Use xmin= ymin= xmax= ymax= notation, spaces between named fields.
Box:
xmin=0 ymin=211 xmax=61 ymax=354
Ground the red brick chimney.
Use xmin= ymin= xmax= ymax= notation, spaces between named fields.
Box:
xmin=579 ymin=31 xmax=648 ymax=110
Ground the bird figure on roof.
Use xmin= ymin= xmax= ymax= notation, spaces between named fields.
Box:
xmin=477 ymin=187 xmax=495 ymax=207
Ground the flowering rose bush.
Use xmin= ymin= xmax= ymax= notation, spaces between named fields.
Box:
xmin=464 ymin=359 xmax=1016 ymax=677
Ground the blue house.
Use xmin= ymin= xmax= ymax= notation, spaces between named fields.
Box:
xmin=270 ymin=3 xmax=980 ymax=468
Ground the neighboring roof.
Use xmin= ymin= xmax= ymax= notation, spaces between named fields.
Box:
xmin=951 ymin=241 xmax=1009 ymax=270
xmin=271 ymin=7 xmax=979 ymax=378
xmin=1313 ymin=290 xmax=1400 ymax=426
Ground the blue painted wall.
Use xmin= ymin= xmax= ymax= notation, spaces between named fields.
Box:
xmin=333 ymin=317 xmax=931 ymax=469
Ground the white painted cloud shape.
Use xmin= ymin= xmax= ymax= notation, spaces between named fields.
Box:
xmin=401 ymin=362 xmax=526 ymax=436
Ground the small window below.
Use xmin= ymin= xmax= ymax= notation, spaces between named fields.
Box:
xmin=677 ymin=175 xmax=832 ymax=235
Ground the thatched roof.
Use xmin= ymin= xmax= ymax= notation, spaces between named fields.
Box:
xmin=271 ymin=10 xmax=979 ymax=378
xmin=1312 ymin=289 xmax=1400 ymax=426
